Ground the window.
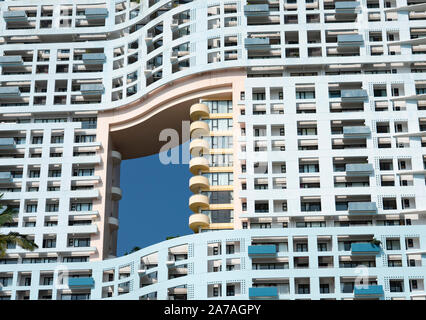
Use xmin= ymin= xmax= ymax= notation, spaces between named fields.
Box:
xmin=320 ymin=284 xmax=330 ymax=294
xmin=226 ymin=245 xmax=235 ymax=255
xmin=46 ymin=204 xmax=59 ymax=212
xmin=73 ymin=117 xmax=97 ymax=129
xmin=296 ymin=90 xmax=315 ymax=99
xmin=318 ymin=243 xmax=328 ymax=251
xmin=341 ymin=282 xmax=354 ymax=293
xmin=70 ymin=203 xmax=92 ymax=211
xmin=26 ymin=204 xmax=37 ymax=213
xmin=390 ymin=280 xmax=404 ymax=293
xmin=75 ymin=135 xmax=96 ymax=143
xmin=32 ymin=136 xmax=43 ymax=144
xmin=63 ymin=256 xmax=88 ymax=263
xmin=213 ymin=287 xmax=219 ymax=297
xmin=43 ymin=238 xmax=56 ymax=248
xmin=29 ymin=170 xmax=40 ymax=178
xmin=213 ymin=246 xmax=220 ymax=256
xmin=61 ymin=293 xmax=90 ymax=300
xmin=48 ymin=170 xmax=61 ymax=177
xmin=388 ymin=260 xmax=402 ymax=267
xmin=226 ymin=285 xmax=235 ymax=296
xmin=297 ymin=284 xmax=310 ymax=294
xmin=386 ymin=239 xmax=401 ymax=250
xmin=68 ymin=238 xmax=90 ymax=247
xmin=23 ymin=277 xmax=31 ymax=286
xmin=43 ymin=277 xmax=53 ymax=285
xmin=296 ymin=243 xmax=308 ymax=252
xmin=251 ymin=223 xmax=271 ymax=229
xmin=24 ymin=222 xmax=36 ymax=227
xmin=51 ymin=135 xmax=64 ymax=144
xmin=299 ymin=164 xmax=319 ymax=173
xmin=73 ymin=169 xmax=94 ymax=176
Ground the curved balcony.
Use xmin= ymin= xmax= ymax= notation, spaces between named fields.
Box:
xmin=189 ymin=139 xmax=209 ymax=156
xmin=189 ymin=157 xmax=209 ymax=175
xmin=190 ymin=121 xmax=209 ymax=139
xmin=108 ymin=216 xmax=119 ymax=230
xmin=189 ymin=194 xmax=209 ymax=212
xmin=111 ymin=186 xmax=122 ymax=201
xmin=189 ymin=175 xmax=209 ymax=193
xmin=188 ymin=213 xmax=210 ymax=233
xmin=111 ymin=150 xmax=122 ymax=165
xmin=190 ymin=103 xmax=209 ymax=121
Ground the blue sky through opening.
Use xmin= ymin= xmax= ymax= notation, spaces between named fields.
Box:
xmin=117 ymin=141 xmax=191 ymax=255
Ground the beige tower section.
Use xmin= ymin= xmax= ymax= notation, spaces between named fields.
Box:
xmin=188 ymin=100 xmax=235 ymax=233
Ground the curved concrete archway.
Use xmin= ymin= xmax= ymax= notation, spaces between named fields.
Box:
xmin=93 ymin=69 xmax=245 ymax=259
xmin=100 ymin=68 xmax=245 ymax=159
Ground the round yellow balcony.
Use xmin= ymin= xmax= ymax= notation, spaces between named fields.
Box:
xmin=189 ymin=157 xmax=209 ymax=175
xmin=189 ymin=194 xmax=209 ymax=212
xmin=189 ymin=213 xmax=210 ymax=233
xmin=190 ymin=103 xmax=209 ymax=121
xmin=190 ymin=121 xmax=209 ymax=139
xmin=189 ymin=138 xmax=209 ymax=156
xmin=189 ymin=175 xmax=209 ymax=193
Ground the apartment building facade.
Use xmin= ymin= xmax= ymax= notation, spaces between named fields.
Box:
xmin=0 ymin=0 xmax=426 ymax=300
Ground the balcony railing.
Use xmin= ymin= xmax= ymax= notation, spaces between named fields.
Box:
xmin=68 ymin=277 xmax=95 ymax=289
xmin=3 ymin=11 xmax=28 ymax=22
xmin=351 ymin=243 xmax=381 ymax=255
xmin=0 ymin=56 xmax=23 ymax=66
xmin=80 ymin=84 xmax=104 ymax=95
xmin=248 ymin=245 xmax=277 ymax=256
xmin=249 ymin=287 xmax=278 ymax=299
xmin=354 ymin=285 xmax=384 ymax=297
xmin=341 ymin=89 xmax=368 ymax=101
xmin=0 ymin=87 xmax=21 ymax=97
xmin=335 ymin=1 xmax=360 ymax=12
xmin=84 ymin=8 xmax=108 ymax=19
xmin=343 ymin=126 xmax=371 ymax=137
xmin=245 ymin=38 xmax=270 ymax=48
xmin=82 ymin=53 xmax=106 ymax=64
xmin=337 ymin=34 xmax=364 ymax=46
xmin=345 ymin=163 xmax=374 ymax=175
xmin=348 ymin=202 xmax=377 ymax=214
xmin=244 ymin=4 xmax=269 ymax=16
xmin=0 ymin=172 xmax=13 ymax=182
xmin=0 ymin=138 xmax=16 ymax=150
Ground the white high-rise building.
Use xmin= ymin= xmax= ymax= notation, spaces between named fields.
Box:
xmin=0 ymin=0 xmax=426 ymax=300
